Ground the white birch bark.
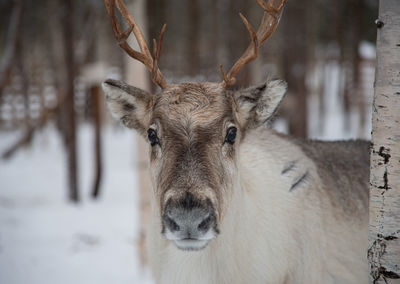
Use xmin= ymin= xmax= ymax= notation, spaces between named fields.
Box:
xmin=368 ymin=1 xmax=400 ymax=283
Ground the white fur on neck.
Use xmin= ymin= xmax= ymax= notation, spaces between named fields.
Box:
xmin=146 ymin=128 xmax=367 ymax=284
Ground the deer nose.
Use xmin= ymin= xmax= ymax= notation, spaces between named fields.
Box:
xmin=162 ymin=194 xmax=217 ymax=240
xmin=163 ymin=207 xmax=214 ymax=237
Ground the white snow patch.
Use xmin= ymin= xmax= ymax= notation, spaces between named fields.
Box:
xmin=0 ymin=125 xmax=154 ymax=284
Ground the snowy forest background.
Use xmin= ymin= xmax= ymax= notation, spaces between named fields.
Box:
xmin=0 ymin=0 xmax=378 ymax=283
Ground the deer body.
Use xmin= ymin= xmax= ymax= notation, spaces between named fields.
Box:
xmin=103 ymin=1 xmax=369 ymax=283
xmin=102 ymin=79 xmax=369 ymax=284
xmin=146 ymin=128 xmax=369 ymax=284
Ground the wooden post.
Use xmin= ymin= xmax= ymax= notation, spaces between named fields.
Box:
xmin=368 ymin=0 xmax=400 ymax=282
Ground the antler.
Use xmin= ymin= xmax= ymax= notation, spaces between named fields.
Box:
xmin=104 ymin=0 xmax=167 ymax=89
xmin=220 ymin=0 xmax=286 ymax=88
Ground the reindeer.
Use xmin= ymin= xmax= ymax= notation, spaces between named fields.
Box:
xmin=102 ymin=0 xmax=369 ymax=283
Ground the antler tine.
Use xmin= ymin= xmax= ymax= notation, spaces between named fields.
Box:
xmin=114 ymin=0 xmax=152 ymax=57
xmin=255 ymin=0 xmax=286 ymax=45
xmin=105 ymin=0 xmax=147 ymax=64
xmin=152 ymin=24 xmax=167 ymax=86
xmin=221 ymin=13 xmax=258 ymax=87
xmin=104 ymin=0 xmax=167 ymax=89
xmin=219 ymin=64 xmax=228 ymax=84
xmin=152 ymin=38 xmax=158 ymax=84
xmin=220 ymin=0 xmax=286 ymax=88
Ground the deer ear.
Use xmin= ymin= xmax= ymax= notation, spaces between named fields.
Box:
xmin=102 ymin=79 xmax=152 ymax=133
xmin=234 ymin=79 xmax=287 ymax=129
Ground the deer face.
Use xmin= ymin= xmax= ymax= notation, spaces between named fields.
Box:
xmin=102 ymin=79 xmax=287 ymax=250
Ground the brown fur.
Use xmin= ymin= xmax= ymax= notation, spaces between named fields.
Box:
xmin=149 ymin=83 xmax=236 ymax=218
xmin=294 ymin=138 xmax=370 ymax=216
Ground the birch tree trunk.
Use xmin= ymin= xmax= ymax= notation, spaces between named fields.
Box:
xmin=368 ymin=1 xmax=400 ymax=283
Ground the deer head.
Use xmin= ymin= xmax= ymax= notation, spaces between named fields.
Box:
xmin=103 ymin=0 xmax=286 ymax=251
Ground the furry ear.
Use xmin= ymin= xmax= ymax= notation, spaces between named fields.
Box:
xmin=102 ymin=79 xmax=152 ymax=133
xmin=234 ymin=79 xmax=287 ymax=129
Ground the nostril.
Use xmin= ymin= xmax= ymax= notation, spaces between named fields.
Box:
xmin=165 ymin=215 xmax=180 ymax=232
xmin=197 ymin=216 xmax=211 ymax=231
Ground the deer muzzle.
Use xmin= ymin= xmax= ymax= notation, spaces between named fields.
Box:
xmin=162 ymin=192 xmax=219 ymax=251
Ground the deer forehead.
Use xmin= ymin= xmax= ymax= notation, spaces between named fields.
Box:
xmin=152 ymin=83 xmax=234 ymax=128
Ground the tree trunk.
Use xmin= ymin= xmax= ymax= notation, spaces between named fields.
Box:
xmin=0 ymin=0 xmax=24 ymax=98
xmin=188 ymin=0 xmax=199 ymax=76
xmin=368 ymin=1 xmax=400 ymax=283
xmin=61 ymin=0 xmax=79 ymax=202
xmin=129 ymin=0 xmax=151 ymax=267
xmin=91 ymin=85 xmax=103 ymax=198
xmin=282 ymin=0 xmax=308 ymax=138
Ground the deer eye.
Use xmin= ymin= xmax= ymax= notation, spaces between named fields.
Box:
xmin=147 ymin=128 xmax=159 ymax=146
xmin=225 ymin=127 xmax=237 ymax=145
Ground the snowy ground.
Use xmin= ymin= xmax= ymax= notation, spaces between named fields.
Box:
xmin=0 ymin=125 xmax=154 ymax=284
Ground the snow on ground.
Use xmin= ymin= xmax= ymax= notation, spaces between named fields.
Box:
xmin=0 ymin=125 xmax=154 ymax=284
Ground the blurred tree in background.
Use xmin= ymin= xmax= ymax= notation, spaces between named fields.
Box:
xmin=0 ymin=0 xmax=378 ymax=201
